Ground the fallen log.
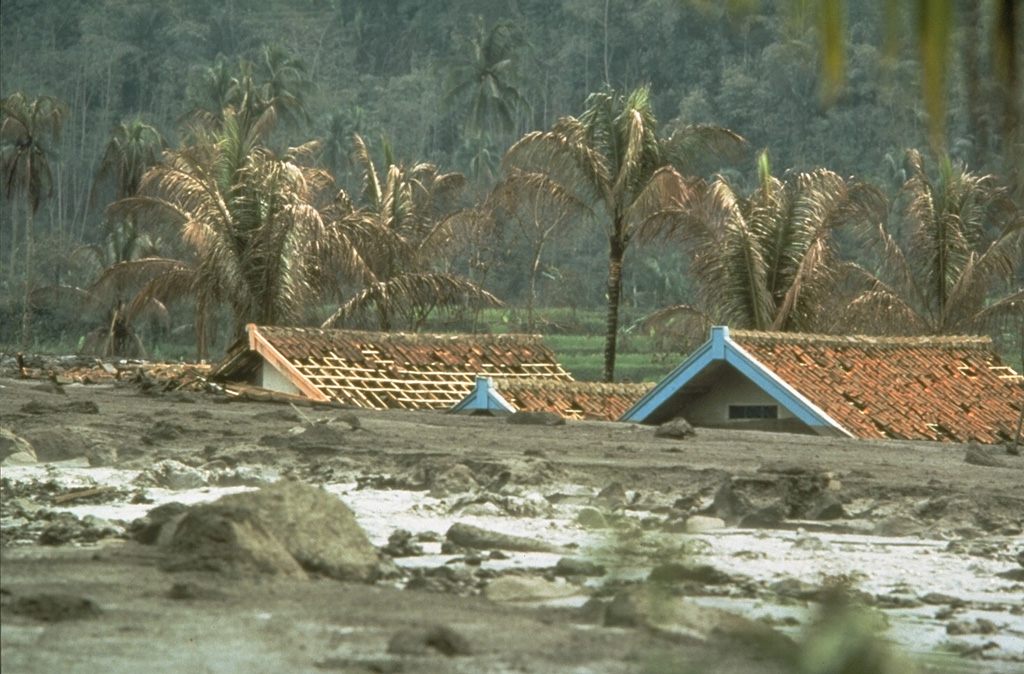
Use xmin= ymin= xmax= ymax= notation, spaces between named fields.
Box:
xmin=53 ymin=486 xmax=117 ymax=505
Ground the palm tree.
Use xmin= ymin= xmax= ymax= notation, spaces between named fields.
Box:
xmin=843 ymin=149 xmax=1024 ymax=336
xmin=116 ymin=108 xmax=345 ymax=357
xmin=489 ymin=168 xmax=587 ymax=332
xmin=504 ymin=85 xmax=745 ymax=381
xmin=645 ymin=152 xmax=885 ymax=339
xmin=442 ymin=17 xmax=531 ymax=138
xmin=182 ymin=46 xmax=313 ymax=140
xmin=92 ymin=118 xmax=166 ymax=205
xmin=320 ymin=134 xmax=499 ymax=331
xmin=0 ymin=92 xmax=68 ymax=346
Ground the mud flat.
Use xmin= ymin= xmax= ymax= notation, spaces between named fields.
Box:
xmin=2 ymin=367 xmax=1023 ymax=673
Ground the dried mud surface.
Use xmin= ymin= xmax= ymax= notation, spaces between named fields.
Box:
xmin=2 ymin=368 xmax=1023 ymax=674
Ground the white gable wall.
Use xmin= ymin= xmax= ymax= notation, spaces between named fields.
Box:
xmin=260 ymin=361 xmax=302 ymax=396
xmin=684 ymin=366 xmax=795 ymax=425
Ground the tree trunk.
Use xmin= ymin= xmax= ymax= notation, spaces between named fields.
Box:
xmin=21 ymin=204 xmax=36 ymax=349
xmin=602 ymin=239 xmax=625 ymax=383
xmin=527 ymin=241 xmax=545 ymax=333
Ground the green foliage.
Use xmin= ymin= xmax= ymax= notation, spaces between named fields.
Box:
xmin=1 ymin=1 xmax=1022 ymax=366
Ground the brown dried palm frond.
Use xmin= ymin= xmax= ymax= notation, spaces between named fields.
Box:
xmin=320 ymin=272 xmax=501 ymax=331
xmin=845 ymin=149 xmax=1024 ymax=336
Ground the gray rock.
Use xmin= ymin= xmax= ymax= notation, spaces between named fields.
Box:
xmin=506 ymin=410 xmax=565 ymax=426
xmin=429 ymin=464 xmax=478 ymax=496
xmin=684 ymin=515 xmax=725 ymax=533
xmin=129 ymin=501 xmax=190 ymax=544
xmin=769 ymin=578 xmax=823 ymax=601
xmin=595 ymin=481 xmax=627 ymax=508
xmin=554 ymin=557 xmax=607 ymax=577
xmin=161 ymin=505 xmax=307 ymax=578
xmin=382 ymin=529 xmax=424 ymax=558
xmin=604 ymin=585 xmax=796 ymax=656
xmin=0 ymin=428 xmax=36 ymax=464
xmin=20 ymin=400 xmax=98 ymax=415
xmin=575 ymin=507 xmax=608 ymax=529
xmin=6 ymin=593 xmax=102 ymax=622
xmin=946 ymin=618 xmax=998 ymax=635
xmin=654 ymin=418 xmax=695 ymax=439
xmin=20 ymin=426 xmax=116 ymax=466
xmin=965 ymin=443 xmax=1006 ymax=467
xmin=387 ymin=625 xmax=472 ymax=656
xmin=136 ymin=459 xmax=208 ymax=490
xmin=211 ymin=480 xmax=380 ymax=581
xmin=648 ymin=562 xmax=734 ymax=585
xmin=485 ymin=576 xmax=582 ymax=602
xmin=445 ymin=522 xmax=560 ymax=553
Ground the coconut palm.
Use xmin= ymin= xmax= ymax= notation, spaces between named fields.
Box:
xmin=504 ymin=85 xmax=745 ymax=381
xmin=645 ymin=152 xmax=885 ymax=339
xmin=320 ymin=134 xmax=499 ymax=331
xmin=443 ymin=17 xmax=531 ymax=138
xmin=92 ymin=118 xmax=166 ymax=205
xmin=115 ymin=108 xmax=346 ymax=357
xmin=0 ymin=92 xmax=68 ymax=346
xmin=843 ymin=149 xmax=1024 ymax=336
xmin=182 ymin=46 xmax=313 ymax=140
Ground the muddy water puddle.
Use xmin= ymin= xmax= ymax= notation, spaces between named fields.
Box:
xmin=4 ymin=463 xmax=1022 ymax=671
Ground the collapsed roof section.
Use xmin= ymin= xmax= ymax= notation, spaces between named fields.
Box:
xmin=209 ymin=324 xmax=573 ymax=410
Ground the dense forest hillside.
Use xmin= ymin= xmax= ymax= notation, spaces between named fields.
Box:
xmin=2 ymin=0 xmax=1022 ymax=376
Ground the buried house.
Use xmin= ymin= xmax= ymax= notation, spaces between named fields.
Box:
xmin=208 ymin=324 xmax=574 ymax=410
xmin=450 ymin=376 xmax=653 ymax=421
xmin=620 ymin=326 xmax=1023 ymax=444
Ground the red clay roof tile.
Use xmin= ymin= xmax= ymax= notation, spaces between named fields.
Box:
xmin=731 ymin=330 xmax=1022 ymax=443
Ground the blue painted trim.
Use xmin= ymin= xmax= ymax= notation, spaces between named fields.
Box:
xmin=619 ymin=339 xmax=716 ymax=422
xmin=449 ymin=376 xmax=516 ymax=415
xmin=619 ymin=326 xmax=851 ymax=437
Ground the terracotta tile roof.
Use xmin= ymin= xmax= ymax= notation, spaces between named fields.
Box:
xmin=210 ymin=325 xmax=573 ymax=410
xmin=492 ymin=379 xmax=654 ymax=421
xmin=730 ymin=330 xmax=1023 ymax=443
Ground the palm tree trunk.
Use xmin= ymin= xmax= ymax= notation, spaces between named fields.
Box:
xmin=527 ymin=240 xmax=545 ymax=333
xmin=21 ymin=209 xmax=35 ymax=348
xmin=602 ymin=238 xmax=625 ymax=383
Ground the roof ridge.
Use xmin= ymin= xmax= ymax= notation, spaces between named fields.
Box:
xmin=257 ymin=325 xmax=548 ymax=345
xmin=729 ymin=329 xmax=994 ymax=350
xmin=492 ymin=379 xmax=653 ymax=394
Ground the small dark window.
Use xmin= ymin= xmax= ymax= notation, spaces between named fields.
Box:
xmin=729 ymin=405 xmax=778 ymax=420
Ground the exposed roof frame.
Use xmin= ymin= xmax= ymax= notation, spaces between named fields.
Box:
xmin=246 ymin=323 xmax=330 ymax=402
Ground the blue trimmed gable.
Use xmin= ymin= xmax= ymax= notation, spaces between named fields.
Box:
xmin=620 ymin=327 xmax=850 ymax=437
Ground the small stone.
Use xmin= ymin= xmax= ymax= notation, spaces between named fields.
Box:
xmin=554 ymin=557 xmax=607 ymax=577
xmin=684 ymin=515 xmax=725 ymax=533
xmin=7 ymin=593 xmax=102 ymax=622
xmin=506 ymin=411 xmax=565 ymax=426
xmin=387 ymin=625 xmax=472 ymax=657
xmin=649 ymin=562 xmax=733 ymax=585
xmin=654 ymin=418 xmax=695 ymax=439
xmin=576 ymin=507 xmax=608 ymax=529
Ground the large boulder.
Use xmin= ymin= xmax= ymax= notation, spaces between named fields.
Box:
xmin=161 ymin=505 xmax=307 ymax=578
xmin=161 ymin=481 xmax=379 ymax=581
xmin=211 ymin=480 xmax=379 ymax=581
xmin=18 ymin=426 xmax=116 ymax=466
xmin=1 ymin=428 xmax=36 ymax=464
